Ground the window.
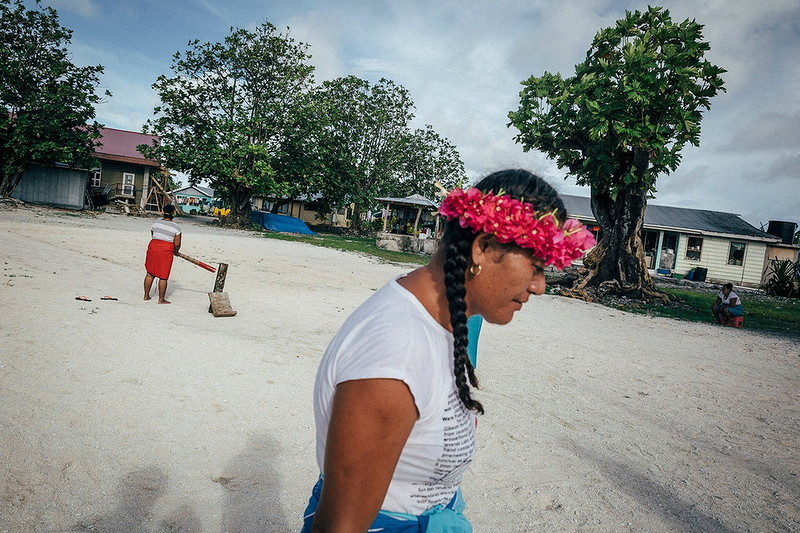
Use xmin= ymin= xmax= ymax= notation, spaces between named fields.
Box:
xmin=728 ymin=242 xmax=746 ymax=266
xmin=642 ymin=230 xmax=659 ymax=256
xmin=262 ymin=200 xmax=288 ymax=214
xmin=686 ymin=236 xmax=703 ymax=260
xmin=122 ymin=172 xmax=135 ymax=196
xmin=90 ymin=169 xmax=101 ymax=187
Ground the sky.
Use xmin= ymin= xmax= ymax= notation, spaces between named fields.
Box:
xmin=28 ymin=0 xmax=800 ymax=229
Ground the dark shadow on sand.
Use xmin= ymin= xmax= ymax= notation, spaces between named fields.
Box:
xmin=217 ymin=434 xmax=291 ymax=532
xmin=67 ymin=435 xmax=290 ymax=532
xmin=71 ymin=466 xmax=201 ymax=532
xmin=562 ymin=439 xmax=737 ymax=533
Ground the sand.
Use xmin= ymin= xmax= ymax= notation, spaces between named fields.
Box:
xmin=1 ymin=204 xmax=798 ymax=533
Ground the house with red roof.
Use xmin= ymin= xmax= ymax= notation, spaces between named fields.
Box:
xmin=87 ymin=127 xmax=172 ymax=211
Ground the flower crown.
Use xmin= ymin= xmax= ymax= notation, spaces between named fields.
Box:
xmin=438 ymin=187 xmax=596 ymax=270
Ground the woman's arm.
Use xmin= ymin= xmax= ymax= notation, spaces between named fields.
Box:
xmin=728 ymin=296 xmax=738 ymax=307
xmin=173 ymin=233 xmax=182 ymax=255
xmin=312 ymin=378 xmax=418 ymax=533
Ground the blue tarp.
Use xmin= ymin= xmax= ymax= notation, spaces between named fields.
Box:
xmin=251 ymin=211 xmax=316 ymax=235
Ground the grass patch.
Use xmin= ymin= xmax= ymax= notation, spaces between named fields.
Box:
xmin=256 ymin=227 xmax=428 ymax=266
xmin=603 ymin=286 xmax=800 ymax=338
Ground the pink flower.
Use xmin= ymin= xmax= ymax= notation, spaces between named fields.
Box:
xmin=438 ymin=188 xmax=596 ymax=270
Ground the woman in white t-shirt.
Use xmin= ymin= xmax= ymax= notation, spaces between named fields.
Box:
xmin=711 ymin=282 xmax=744 ymax=324
xmin=300 ymin=170 xmax=596 ymax=532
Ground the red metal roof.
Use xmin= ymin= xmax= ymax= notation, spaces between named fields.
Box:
xmin=94 ymin=127 xmax=160 ymax=166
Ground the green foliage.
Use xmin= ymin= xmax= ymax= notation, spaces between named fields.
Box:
xmin=763 ymin=258 xmax=799 ymax=298
xmin=0 ymin=0 xmax=108 ymax=197
xmin=309 ymin=76 xmax=413 ymax=229
xmin=393 ymin=125 xmax=466 ymax=199
xmin=141 ymin=21 xmax=463 ymax=227
xmin=509 ymin=6 xmax=725 ymax=198
xmin=141 ymin=22 xmax=315 ymax=222
xmin=307 ymin=76 xmax=465 ymax=230
xmin=508 ymin=6 xmax=725 ymax=291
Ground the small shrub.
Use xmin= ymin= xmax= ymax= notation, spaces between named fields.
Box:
xmin=763 ymin=258 xmax=799 ymax=298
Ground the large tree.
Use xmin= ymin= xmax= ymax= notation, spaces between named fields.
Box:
xmin=310 ymin=76 xmax=415 ymax=231
xmin=0 ymin=0 xmax=107 ymax=198
xmin=141 ymin=22 xmax=315 ymax=223
xmin=267 ymin=90 xmax=326 ymax=212
xmin=509 ymin=6 xmax=725 ymax=299
xmin=393 ymin=125 xmax=466 ymax=200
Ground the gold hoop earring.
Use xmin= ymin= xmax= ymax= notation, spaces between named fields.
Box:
xmin=469 ymin=264 xmax=482 ymax=276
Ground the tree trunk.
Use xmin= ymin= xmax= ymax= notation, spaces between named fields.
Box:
xmin=224 ymin=186 xmax=253 ymax=226
xmin=575 ymin=187 xmax=664 ymax=300
xmin=350 ymin=204 xmax=363 ymax=233
xmin=0 ymin=171 xmax=25 ymax=198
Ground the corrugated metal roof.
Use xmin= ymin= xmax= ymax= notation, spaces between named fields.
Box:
xmin=375 ymin=194 xmax=438 ymax=209
xmin=94 ymin=127 xmax=160 ymax=165
xmin=172 ymin=185 xmax=215 ymax=198
xmin=194 ymin=185 xmax=214 ymax=197
xmin=560 ymin=194 xmax=777 ymax=240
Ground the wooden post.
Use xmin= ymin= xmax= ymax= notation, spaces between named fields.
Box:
xmin=208 ymin=263 xmax=229 ymax=313
xmin=413 ymin=207 xmax=422 ymax=235
xmin=140 ymin=167 xmax=150 ymax=209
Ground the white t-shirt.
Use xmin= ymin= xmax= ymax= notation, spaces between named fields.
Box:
xmin=151 ymin=219 xmax=181 ymax=242
xmin=313 ymin=278 xmax=477 ymax=515
xmin=719 ymin=290 xmax=742 ymax=306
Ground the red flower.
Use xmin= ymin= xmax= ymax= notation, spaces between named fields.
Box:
xmin=439 ymin=188 xmax=596 ymax=270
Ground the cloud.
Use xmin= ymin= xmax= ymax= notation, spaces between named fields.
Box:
xmin=45 ymin=0 xmax=99 ymax=18
xmin=768 ymin=152 xmax=800 ymax=181
xmin=67 ymin=41 xmax=164 ymax=131
xmin=195 ymin=0 xmax=227 ymax=23
xmin=728 ymin=111 xmax=800 ymax=153
xmin=284 ymin=9 xmax=350 ymax=83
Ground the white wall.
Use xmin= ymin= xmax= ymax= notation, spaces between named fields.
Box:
xmin=675 ymin=234 xmax=768 ymax=286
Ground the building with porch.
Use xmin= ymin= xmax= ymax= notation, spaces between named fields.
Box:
xmin=172 ymin=185 xmax=215 ymax=214
xmin=89 ymin=127 xmax=166 ymax=210
xmin=560 ymin=195 xmax=783 ymax=287
xmin=373 ymin=194 xmax=441 ymax=255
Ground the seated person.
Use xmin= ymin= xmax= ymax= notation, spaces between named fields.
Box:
xmin=711 ymin=282 xmax=744 ymax=324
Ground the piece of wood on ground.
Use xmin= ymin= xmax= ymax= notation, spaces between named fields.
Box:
xmin=209 ymin=263 xmax=229 ymax=313
xmin=208 ymin=291 xmax=237 ymax=317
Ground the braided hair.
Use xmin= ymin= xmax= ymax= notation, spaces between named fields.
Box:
xmin=442 ymin=169 xmax=566 ymax=414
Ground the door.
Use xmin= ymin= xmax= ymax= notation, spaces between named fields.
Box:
xmin=122 ymin=172 xmax=135 ymax=196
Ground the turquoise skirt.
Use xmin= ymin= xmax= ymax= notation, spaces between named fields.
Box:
xmin=300 ymin=477 xmax=472 ymax=532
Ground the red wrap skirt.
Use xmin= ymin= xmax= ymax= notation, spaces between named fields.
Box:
xmin=145 ymin=239 xmax=175 ymax=279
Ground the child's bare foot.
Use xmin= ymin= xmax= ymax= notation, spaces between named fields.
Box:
xmin=158 ymin=299 xmax=171 ymax=304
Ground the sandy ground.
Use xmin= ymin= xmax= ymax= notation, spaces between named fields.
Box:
xmin=1 ymin=204 xmax=798 ymax=533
